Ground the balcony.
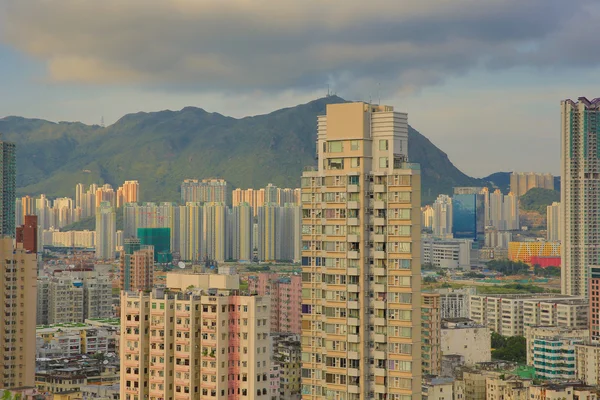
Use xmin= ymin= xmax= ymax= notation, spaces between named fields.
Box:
xmin=348 ymin=301 xmax=359 ymax=309
xmin=348 ymin=251 xmax=360 ymax=259
xmin=373 ymin=283 xmax=386 ymax=292
xmin=374 ymin=333 xmax=387 ymax=343
xmin=373 ymin=251 xmax=386 ymax=260
xmin=347 ymin=234 xmax=359 ymax=243
xmin=347 ymin=201 xmax=359 ymax=209
xmin=348 ymin=218 xmax=359 ymax=226
xmin=347 ymin=317 xmax=359 ymax=325
xmin=373 ymin=300 xmax=386 ymax=309
xmin=374 ymin=317 xmax=386 ymax=326
xmin=348 ymin=384 xmax=360 ymax=394
xmin=374 ymin=367 xmax=386 ymax=377
xmin=374 ymin=184 xmax=386 ymax=193
xmin=374 ymin=200 xmax=386 ymax=209
xmin=347 ymin=284 xmax=359 ymax=292
xmin=374 ymin=217 xmax=385 ymax=226
xmin=373 ymin=350 xmax=386 ymax=359
xmin=347 ymin=185 xmax=359 ymax=193
xmin=373 ymin=234 xmax=385 ymax=243
xmin=348 ymin=334 xmax=359 ymax=343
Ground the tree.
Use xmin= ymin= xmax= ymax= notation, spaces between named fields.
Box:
xmin=491 ymin=335 xmax=526 ymax=364
xmin=423 ymin=276 xmax=438 ymax=284
xmin=491 ymin=332 xmax=506 ymax=349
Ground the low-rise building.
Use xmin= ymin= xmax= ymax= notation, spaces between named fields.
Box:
xmin=525 ymin=326 xmax=588 ymax=381
xmin=36 ymin=324 xmax=118 ymax=359
xmin=422 ymin=237 xmax=472 ymax=270
xmin=528 ymin=384 xmax=597 ymax=400
xmin=272 ymin=334 xmax=301 ymax=400
xmin=80 ymin=383 xmax=119 ymax=400
xmin=422 ymin=377 xmax=455 ymax=400
xmin=486 ymin=375 xmax=531 ymax=400
xmin=470 ymin=294 xmax=576 ymax=336
xmin=441 ymin=318 xmax=491 ymax=366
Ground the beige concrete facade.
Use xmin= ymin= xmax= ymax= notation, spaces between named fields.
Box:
xmin=440 ymin=319 xmax=491 ymax=366
xmin=0 ymin=238 xmax=37 ymax=388
xmin=120 ymin=279 xmax=270 ymax=400
xmin=166 ymin=271 xmax=239 ymax=292
xmin=300 ymin=102 xmax=420 ymax=400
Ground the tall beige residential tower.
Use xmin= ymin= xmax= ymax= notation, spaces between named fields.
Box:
xmin=561 ymin=97 xmax=600 ymax=297
xmin=300 ymin=102 xmax=421 ymax=400
xmin=0 ymin=238 xmax=37 ymax=388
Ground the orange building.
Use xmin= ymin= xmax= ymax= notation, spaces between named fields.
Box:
xmin=508 ymin=241 xmax=561 ymax=265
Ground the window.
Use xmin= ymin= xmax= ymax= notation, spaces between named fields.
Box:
xmin=379 ymin=140 xmax=388 ymax=150
xmin=327 ymin=158 xmax=344 ymax=170
xmin=379 ymin=157 xmax=389 ymax=168
xmin=328 ymin=141 xmax=343 ymax=153
xmin=350 ymin=158 xmax=360 ymax=168
xmin=351 ymin=140 xmax=359 ymax=150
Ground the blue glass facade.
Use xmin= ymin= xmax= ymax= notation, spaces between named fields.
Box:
xmin=452 ymin=194 xmax=484 ymax=241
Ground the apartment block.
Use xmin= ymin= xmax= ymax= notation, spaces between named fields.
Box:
xmin=440 ymin=319 xmax=491 ymax=366
xmin=422 ymin=293 xmax=441 ymax=376
xmin=525 ymin=326 xmax=588 ymax=380
xmin=271 ymin=334 xmax=302 ymax=400
xmin=575 ymin=343 xmax=600 ymax=386
xmin=469 ymin=294 xmax=575 ymax=336
xmin=120 ymin=281 xmax=271 ymax=400
xmin=45 ymin=275 xmax=84 ymax=324
xmin=181 ymin=178 xmax=229 ymax=205
xmin=0 ymin=238 xmax=37 ymax=388
xmin=300 ymin=102 xmax=421 ymax=400
xmin=248 ymin=273 xmax=301 ymax=334
xmin=0 ymin=141 xmax=16 ymax=237
xmin=120 ymin=238 xmax=154 ymax=292
xmin=522 ymin=298 xmax=588 ymax=330
xmin=96 ymin=201 xmax=116 ymax=260
xmin=508 ymin=241 xmax=560 ymax=265
xmin=510 ymin=172 xmax=554 ymax=197
xmin=561 ymin=98 xmax=600 ymax=297
xmin=422 ymin=237 xmax=472 ymax=270
xmin=434 ymin=287 xmax=475 ymax=319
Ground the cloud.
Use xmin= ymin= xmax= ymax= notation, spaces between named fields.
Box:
xmin=1 ymin=0 xmax=598 ymax=95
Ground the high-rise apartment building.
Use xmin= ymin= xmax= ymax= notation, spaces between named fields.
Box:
xmin=120 ymin=238 xmax=154 ymax=292
xmin=120 ymin=276 xmax=271 ymax=400
xmin=248 ymin=273 xmax=302 ymax=334
xmin=179 ymin=202 xmax=202 ymax=261
xmin=510 ymin=172 xmax=554 ymax=197
xmin=421 ymin=205 xmax=434 ymax=231
xmin=432 ymin=195 xmax=452 ymax=238
xmin=232 ymin=185 xmax=301 ymax=216
xmin=0 ymin=141 xmax=16 ymax=237
xmin=202 ymin=202 xmax=229 ymax=262
xmin=16 ymin=214 xmax=38 ymax=253
xmin=561 ymin=97 xmax=600 ymax=297
xmin=117 ymin=180 xmax=140 ymax=207
xmin=300 ymin=102 xmax=421 ymax=400
xmin=181 ymin=178 xmax=229 ymax=205
xmin=232 ymin=203 xmax=254 ymax=261
xmin=547 ymin=202 xmax=562 ymax=242
xmin=96 ymin=201 xmax=116 ymax=260
xmin=422 ymin=293 xmax=441 ymax=376
xmin=0 ymin=238 xmax=37 ymax=387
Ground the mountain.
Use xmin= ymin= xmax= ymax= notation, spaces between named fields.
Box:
xmin=483 ymin=172 xmax=511 ymax=193
xmin=519 ymin=188 xmax=560 ymax=215
xmin=1 ymin=96 xmax=485 ymax=204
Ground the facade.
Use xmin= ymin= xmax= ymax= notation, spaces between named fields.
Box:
xmin=508 ymin=241 xmax=560 ymax=265
xmin=272 ymin=334 xmax=302 ymax=400
xmin=435 ymin=287 xmax=476 ymax=319
xmin=96 ymin=201 xmax=116 ymax=260
xmin=525 ymin=326 xmax=588 ymax=380
xmin=117 ymin=180 xmax=140 ymax=207
xmin=120 ymin=238 xmax=154 ymax=292
xmin=0 ymin=238 xmax=37 ymax=388
xmin=481 ymin=188 xmax=520 ymax=231
xmin=575 ymin=343 xmax=600 ymax=386
xmin=452 ymin=192 xmax=484 ymax=242
xmin=422 ymin=237 xmax=472 ymax=270
xmin=561 ymin=97 xmax=600 ymax=297
xmin=432 ymin=195 xmax=452 ymax=238
xmin=0 ymin=141 xmax=16 ymax=237
xmin=422 ymin=293 xmax=441 ymax=376
xmin=422 ymin=377 xmax=454 ymax=400
xmin=120 ymin=283 xmax=271 ymax=400
xmin=46 ymin=275 xmax=84 ymax=324
xmin=137 ymin=227 xmax=171 ymax=262
xmin=16 ymin=214 xmax=38 ymax=253
xmin=233 ymin=185 xmax=301 ymax=216
xmin=421 ymin=205 xmax=434 ymax=231
xmin=470 ymin=294 xmax=576 ymax=336
xmin=546 ymin=202 xmax=562 ymax=242
xmin=440 ymin=319 xmax=491 ymax=366
xmin=181 ymin=178 xmax=229 ymax=205
xmin=42 ymin=228 xmax=95 ymax=248
xmin=522 ymin=298 xmax=588 ymax=330
xmin=510 ymin=172 xmax=554 ymax=197
xmin=248 ymin=273 xmax=302 ymax=335
xmin=300 ymin=102 xmax=421 ymax=400
xmin=591 ymin=267 xmax=600 ymax=340
xmin=231 ymin=203 xmax=253 ymax=261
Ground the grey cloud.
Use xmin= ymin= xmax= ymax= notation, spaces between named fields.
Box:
xmin=0 ymin=0 xmax=597 ymax=94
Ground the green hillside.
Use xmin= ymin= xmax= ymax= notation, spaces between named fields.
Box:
xmin=520 ymin=188 xmax=560 ymax=214
xmin=1 ymin=96 xmax=485 ymax=204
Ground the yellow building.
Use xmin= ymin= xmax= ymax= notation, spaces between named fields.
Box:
xmin=0 ymin=238 xmax=37 ymax=388
xmin=422 ymin=293 xmax=441 ymax=376
xmin=508 ymin=241 xmax=560 ymax=265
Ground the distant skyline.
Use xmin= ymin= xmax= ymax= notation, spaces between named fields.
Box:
xmin=2 ymin=0 xmax=600 ymax=177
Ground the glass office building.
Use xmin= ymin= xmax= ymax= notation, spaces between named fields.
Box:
xmin=452 ymin=194 xmax=484 ymax=242
xmin=137 ymin=227 xmax=172 ymax=263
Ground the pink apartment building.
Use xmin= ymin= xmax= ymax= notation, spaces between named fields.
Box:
xmin=248 ymin=273 xmax=301 ymax=335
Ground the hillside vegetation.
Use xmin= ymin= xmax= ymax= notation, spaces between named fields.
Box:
xmin=1 ymin=96 xmax=486 ymax=204
xmin=519 ymin=188 xmax=560 ymax=215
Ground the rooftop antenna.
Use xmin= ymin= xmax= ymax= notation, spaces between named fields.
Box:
xmin=378 ymin=83 xmax=381 ymax=104
xmin=100 ymin=116 xmax=105 ymax=128
xmin=327 ymin=84 xmax=330 ymax=97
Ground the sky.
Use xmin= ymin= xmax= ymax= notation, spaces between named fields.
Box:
xmin=1 ymin=0 xmax=600 ymax=178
